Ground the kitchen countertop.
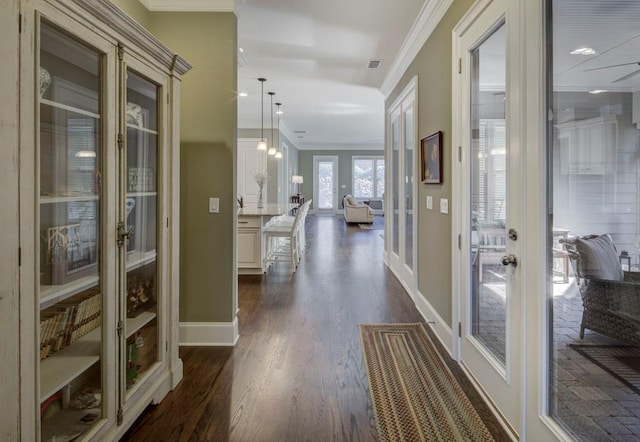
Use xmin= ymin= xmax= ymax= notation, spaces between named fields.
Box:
xmin=237 ymin=203 xmax=298 ymax=216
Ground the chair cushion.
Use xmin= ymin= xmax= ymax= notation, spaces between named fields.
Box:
xmin=346 ymin=196 xmax=358 ymax=206
xmin=575 ymin=235 xmax=624 ymax=281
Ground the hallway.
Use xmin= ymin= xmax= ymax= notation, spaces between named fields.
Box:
xmin=122 ymin=215 xmax=506 ymax=441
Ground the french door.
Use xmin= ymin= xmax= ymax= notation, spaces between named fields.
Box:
xmin=313 ymin=156 xmax=338 ymax=214
xmin=386 ymin=78 xmax=417 ymax=295
xmin=453 ymin=0 xmax=522 ymax=436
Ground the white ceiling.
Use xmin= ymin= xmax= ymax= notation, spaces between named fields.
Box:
xmin=553 ymin=0 xmax=640 ymax=92
xmin=235 ymin=0 xmax=426 ymax=150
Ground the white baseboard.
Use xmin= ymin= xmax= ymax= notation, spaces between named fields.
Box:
xmin=414 ymin=290 xmax=453 ymax=355
xmin=179 ymin=316 xmax=239 ymax=346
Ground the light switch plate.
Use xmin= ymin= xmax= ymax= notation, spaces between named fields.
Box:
xmin=426 ymin=196 xmax=433 ymax=210
xmin=440 ymin=198 xmax=449 ymax=214
xmin=209 ymin=197 xmax=219 ymax=213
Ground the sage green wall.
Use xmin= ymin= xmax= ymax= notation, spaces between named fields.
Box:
xmin=298 ymin=150 xmax=384 ymax=209
xmin=110 ymin=0 xmax=150 ymax=28
xmin=148 ymin=13 xmax=238 ymax=323
xmin=386 ymin=0 xmax=473 ymax=327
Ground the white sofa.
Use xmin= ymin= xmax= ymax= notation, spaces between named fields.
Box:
xmin=343 ymin=194 xmax=374 ymax=224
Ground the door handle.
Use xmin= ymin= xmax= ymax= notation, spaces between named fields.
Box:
xmin=117 ymin=221 xmax=134 ymax=247
xmin=501 ymin=254 xmax=518 ymax=267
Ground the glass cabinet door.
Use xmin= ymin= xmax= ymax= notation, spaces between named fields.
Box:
xmin=122 ymin=69 xmax=160 ymax=394
xmin=38 ymin=22 xmax=104 ymax=441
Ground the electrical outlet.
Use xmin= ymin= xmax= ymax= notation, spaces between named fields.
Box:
xmin=440 ymin=198 xmax=449 ymax=214
xmin=209 ymin=197 xmax=219 ymax=213
xmin=426 ymin=196 xmax=433 ymax=210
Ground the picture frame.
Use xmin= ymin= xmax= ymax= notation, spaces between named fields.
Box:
xmin=421 ymin=131 xmax=443 ymax=184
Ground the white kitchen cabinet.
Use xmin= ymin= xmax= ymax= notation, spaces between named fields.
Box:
xmin=556 ymin=114 xmax=618 ymax=175
xmin=18 ymin=1 xmax=191 ymax=440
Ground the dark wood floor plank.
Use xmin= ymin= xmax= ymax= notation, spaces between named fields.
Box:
xmin=121 ymin=215 xmax=507 ymax=441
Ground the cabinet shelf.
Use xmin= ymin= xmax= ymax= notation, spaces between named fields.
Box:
xmin=40 ymin=194 xmax=99 ymax=204
xmin=127 ymin=192 xmax=157 ymax=197
xmin=126 ymin=250 xmax=157 ymax=272
xmin=126 ymin=311 xmax=156 ymax=338
xmin=39 ymin=251 xmax=157 ymax=308
xmin=40 ymin=327 xmax=101 ymax=402
xmin=40 ymin=98 xmax=100 ymax=119
xmin=40 ymin=276 xmax=99 ymax=309
xmin=127 ymin=123 xmax=158 ymax=135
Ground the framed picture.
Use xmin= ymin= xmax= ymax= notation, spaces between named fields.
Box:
xmin=421 ymin=131 xmax=443 ymax=184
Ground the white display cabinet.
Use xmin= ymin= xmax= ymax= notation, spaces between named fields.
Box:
xmin=18 ymin=1 xmax=191 ymax=440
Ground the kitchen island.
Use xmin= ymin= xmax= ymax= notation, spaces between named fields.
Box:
xmin=237 ymin=203 xmax=298 ymax=274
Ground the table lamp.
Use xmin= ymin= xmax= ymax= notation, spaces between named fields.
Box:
xmin=292 ymin=175 xmax=303 ymax=196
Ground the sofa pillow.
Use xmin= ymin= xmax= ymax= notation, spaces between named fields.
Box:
xmin=575 ymin=235 xmax=623 ymax=281
xmin=346 ymin=196 xmax=358 ymax=206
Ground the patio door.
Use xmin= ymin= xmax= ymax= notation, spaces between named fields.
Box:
xmin=453 ymin=0 xmax=522 ymax=436
xmin=313 ymin=156 xmax=338 ymax=214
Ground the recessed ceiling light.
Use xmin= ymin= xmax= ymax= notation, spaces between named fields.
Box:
xmin=589 ymin=89 xmax=608 ymax=94
xmin=293 ymin=130 xmax=306 ymax=134
xmin=238 ymin=92 xmax=248 ymax=97
xmin=239 ymin=47 xmax=244 ymax=53
xmin=570 ymin=47 xmax=596 ymax=55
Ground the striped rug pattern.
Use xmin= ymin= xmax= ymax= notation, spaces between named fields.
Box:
xmin=359 ymin=323 xmax=494 ymax=442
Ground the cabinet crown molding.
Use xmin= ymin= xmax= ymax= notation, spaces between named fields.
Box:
xmin=70 ymin=0 xmax=192 ymax=75
xmin=138 ymin=0 xmax=235 ymax=12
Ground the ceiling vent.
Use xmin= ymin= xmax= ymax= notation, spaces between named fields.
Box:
xmin=367 ymin=59 xmax=382 ymax=69
xmin=293 ymin=130 xmax=306 ymax=134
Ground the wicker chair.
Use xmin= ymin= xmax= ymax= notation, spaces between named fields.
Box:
xmin=563 ymin=234 xmax=640 ymax=345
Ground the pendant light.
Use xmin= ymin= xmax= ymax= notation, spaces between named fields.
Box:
xmin=256 ymin=78 xmax=267 ymax=151
xmin=267 ymin=92 xmax=277 ymax=156
xmin=274 ymin=102 xmax=283 ymax=159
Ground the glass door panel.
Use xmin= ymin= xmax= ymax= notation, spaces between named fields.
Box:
xmin=391 ymin=117 xmax=400 ymax=256
xmin=123 ymin=70 xmax=159 ymax=393
xmin=314 ymin=156 xmax=338 ymax=213
xmin=547 ymin=1 xmax=640 ymax=438
xmin=404 ymin=106 xmax=414 ymax=270
xmin=470 ymin=24 xmax=507 ymax=365
xmin=38 ymin=22 xmax=104 ymax=441
xmin=318 ymin=162 xmax=334 ymax=210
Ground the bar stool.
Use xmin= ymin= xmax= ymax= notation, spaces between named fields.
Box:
xmin=263 ymin=206 xmax=304 ymax=273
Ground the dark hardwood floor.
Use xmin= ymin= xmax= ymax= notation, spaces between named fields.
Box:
xmin=122 ymin=215 xmax=508 ymax=441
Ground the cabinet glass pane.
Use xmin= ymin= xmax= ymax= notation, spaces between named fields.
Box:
xmin=391 ymin=118 xmax=400 ymax=255
xmin=39 ymin=22 xmax=104 ymax=441
xmin=124 ymin=70 xmax=159 ymax=392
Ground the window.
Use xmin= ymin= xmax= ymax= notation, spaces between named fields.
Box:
xmin=353 ymin=156 xmax=384 ymax=199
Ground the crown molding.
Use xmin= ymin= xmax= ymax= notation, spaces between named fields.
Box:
xmin=380 ymin=0 xmax=453 ymax=98
xmin=138 ymin=0 xmax=235 ymax=12
xmin=294 ymin=142 xmax=384 ymax=151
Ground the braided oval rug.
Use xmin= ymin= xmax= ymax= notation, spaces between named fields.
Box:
xmin=359 ymin=323 xmax=494 ymax=442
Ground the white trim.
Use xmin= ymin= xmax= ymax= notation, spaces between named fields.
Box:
xmin=179 ymin=317 xmax=239 ymax=346
xmin=138 ymin=0 xmax=235 ymax=12
xmin=414 ymin=290 xmax=453 ymax=355
xmin=380 ymin=0 xmax=454 ymax=98
xmin=458 ymin=362 xmax=520 ymax=441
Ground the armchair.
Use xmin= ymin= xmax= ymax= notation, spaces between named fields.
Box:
xmin=342 ymin=194 xmax=374 ymax=224
xmin=563 ymin=234 xmax=640 ymax=344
